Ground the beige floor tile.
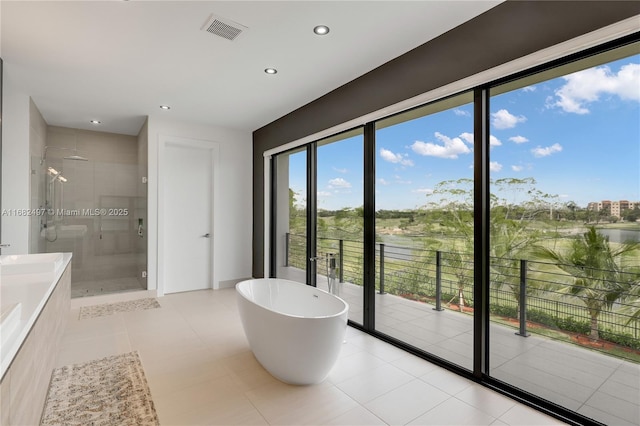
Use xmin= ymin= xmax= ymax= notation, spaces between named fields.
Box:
xmin=420 ymin=367 xmax=474 ymax=396
xmin=153 ymin=374 xmax=245 ymax=419
xmin=391 ymin=353 xmax=440 ymax=377
xmin=407 ymin=397 xmax=495 ymax=425
xmin=350 ymin=333 xmax=409 ymax=362
xmin=324 ymin=405 xmax=387 ymax=425
xmin=455 ymin=384 xmax=517 ymax=419
xmin=135 ymin=336 xmax=207 ymax=364
xmin=61 ymin=312 xmax=128 ymax=343
xmin=55 ymin=331 xmax=131 ymax=367
xmin=246 ymin=380 xmax=358 ymax=425
xmin=158 ymin=392 xmax=267 ymax=426
xmin=327 ymin=350 xmax=387 ymax=384
xmin=142 ymin=347 xmax=229 ymax=396
xmin=364 ymin=379 xmax=450 ymax=425
xmin=336 ymin=363 xmax=414 ymax=403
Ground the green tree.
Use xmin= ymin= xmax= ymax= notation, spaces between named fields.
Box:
xmin=532 ymin=227 xmax=640 ymax=340
xmin=424 ymin=178 xmax=545 ymax=314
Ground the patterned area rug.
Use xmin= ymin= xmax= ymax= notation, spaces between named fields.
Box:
xmin=41 ymin=352 xmax=159 ymax=426
xmin=79 ymin=298 xmax=161 ymax=320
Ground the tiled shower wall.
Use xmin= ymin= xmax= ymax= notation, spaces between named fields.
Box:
xmin=30 ymin=120 xmax=147 ymax=296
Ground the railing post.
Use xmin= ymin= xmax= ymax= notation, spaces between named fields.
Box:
xmin=516 ymin=259 xmax=530 ymax=337
xmin=379 ymin=243 xmax=386 ymax=294
xmin=433 ymin=250 xmax=443 ymax=311
xmin=285 ymin=233 xmax=290 ymax=267
xmin=339 ymin=239 xmax=344 ymax=283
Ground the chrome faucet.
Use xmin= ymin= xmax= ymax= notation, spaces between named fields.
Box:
xmin=326 ymin=253 xmax=339 ymax=297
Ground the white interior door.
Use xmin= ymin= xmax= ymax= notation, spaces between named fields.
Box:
xmin=164 ymin=143 xmax=213 ymax=294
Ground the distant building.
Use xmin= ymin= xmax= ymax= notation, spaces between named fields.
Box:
xmin=587 ymin=200 xmax=640 ymax=218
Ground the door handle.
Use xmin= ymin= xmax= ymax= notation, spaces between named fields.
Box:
xmin=202 ymin=233 xmax=211 ymax=238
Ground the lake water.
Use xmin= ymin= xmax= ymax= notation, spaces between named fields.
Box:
xmin=598 ymin=228 xmax=640 ymax=243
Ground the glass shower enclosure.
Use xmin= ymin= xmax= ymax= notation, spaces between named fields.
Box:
xmin=33 ymin=126 xmax=147 ymax=298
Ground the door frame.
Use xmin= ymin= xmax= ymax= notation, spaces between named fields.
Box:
xmin=158 ymin=135 xmax=219 ymax=296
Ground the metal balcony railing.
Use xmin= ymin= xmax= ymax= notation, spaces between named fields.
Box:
xmin=284 ymin=233 xmax=640 ymax=353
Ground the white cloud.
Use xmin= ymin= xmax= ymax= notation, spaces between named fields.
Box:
xmin=333 ymin=167 xmax=348 ymax=174
xmin=411 ymin=132 xmax=472 ymax=159
xmin=378 ymin=178 xmax=390 ymax=186
xmin=550 ymin=63 xmax=640 ymax=114
xmin=379 ymin=148 xmax=414 ymax=166
xmin=454 ymin=109 xmax=471 ymax=117
xmin=460 ymin=132 xmax=474 ymax=144
xmin=317 ymin=191 xmax=332 ymax=197
xmin=490 ymin=161 xmax=503 ymax=172
xmin=491 ymin=109 xmax=527 ymax=129
xmin=412 ymin=188 xmax=433 ymax=194
xmin=459 ymin=132 xmax=501 ymax=147
xmin=511 ymin=165 xmax=524 ymax=172
xmin=522 ymin=86 xmax=536 ymax=92
xmin=531 ymin=143 xmax=563 ymax=158
xmin=328 ymin=177 xmax=351 ymax=188
xmin=509 ymin=135 xmax=529 ymax=144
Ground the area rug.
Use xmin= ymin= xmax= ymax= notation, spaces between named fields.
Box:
xmin=79 ymin=298 xmax=161 ymax=320
xmin=41 ymin=352 xmax=159 ymax=426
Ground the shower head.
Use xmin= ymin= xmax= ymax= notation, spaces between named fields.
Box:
xmin=64 ymin=155 xmax=89 ymax=161
xmin=42 ymin=144 xmax=90 ymax=163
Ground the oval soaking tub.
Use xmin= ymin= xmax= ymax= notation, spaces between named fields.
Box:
xmin=236 ymin=278 xmax=348 ymax=385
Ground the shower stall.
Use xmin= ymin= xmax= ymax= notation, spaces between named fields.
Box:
xmin=33 ymin=126 xmax=148 ymax=298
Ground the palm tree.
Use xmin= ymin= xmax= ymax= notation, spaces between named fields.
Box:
xmin=532 ymin=227 xmax=640 ymax=340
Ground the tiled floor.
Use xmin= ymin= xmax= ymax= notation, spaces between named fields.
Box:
xmin=55 ymin=288 xmax=566 ymax=425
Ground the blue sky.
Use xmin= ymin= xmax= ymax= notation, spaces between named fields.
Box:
xmin=288 ymin=54 xmax=640 ymax=211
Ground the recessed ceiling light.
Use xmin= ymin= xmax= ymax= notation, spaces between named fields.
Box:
xmin=313 ymin=25 xmax=330 ymax=35
xmin=160 ymin=105 xmax=171 ymax=110
xmin=264 ymin=68 xmax=278 ymax=75
xmin=90 ymin=120 xmax=101 ymax=125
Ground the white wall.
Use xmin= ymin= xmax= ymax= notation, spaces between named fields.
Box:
xmin=147 ymin=116 xmax=252 ymax=292
xmin=1 ymin=65 xmax=30 ymax=254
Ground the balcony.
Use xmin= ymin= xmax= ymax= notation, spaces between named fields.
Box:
xmin=280 ymin=233 xmax=640 ymax=426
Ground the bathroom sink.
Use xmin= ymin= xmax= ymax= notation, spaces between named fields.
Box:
xmin=0 ymin=253 xmax=64 ymax=275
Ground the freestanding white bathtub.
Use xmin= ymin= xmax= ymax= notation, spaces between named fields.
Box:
xmin=236 ymin=278 xmax=349 ymax=385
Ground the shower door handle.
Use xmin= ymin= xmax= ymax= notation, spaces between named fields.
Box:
xmin=202 ymin=233 xmax=211 ymax=238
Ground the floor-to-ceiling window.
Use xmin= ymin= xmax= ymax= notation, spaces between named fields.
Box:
xmin=487 ymin=44 xmax=640 ymax=426
xmin=374 ymin=92 xmax=475 ymax=370
xmin=273 ymin=129 xmax=365 ymax=324
xmin=273 ymin=147 xmax=307 ymax=284
xmin=316 ymin=130 xmax=364 ymax=324
xmin=269 ymin=38 xmax=639 ymax=426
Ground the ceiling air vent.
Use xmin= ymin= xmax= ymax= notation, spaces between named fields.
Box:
xmin=201 ymin=13 xmax=248 ymax=41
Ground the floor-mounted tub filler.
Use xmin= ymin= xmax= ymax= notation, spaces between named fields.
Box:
xmin=236 ymin=278 xmax=349 ymax=385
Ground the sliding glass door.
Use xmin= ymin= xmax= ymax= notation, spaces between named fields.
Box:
xmin=269 ymin=37 xmax=640 ymax=426
xmin=316 ymin=130 xmax=364 ymax=325
xmin=487 ymin=44 xmax=640 ymax=426
xmin=374 ymin=92 xmax=475 ymax=370
xmin=273 ymin=129 xmax=365 ymax=324
xmin=273 ymin=147 xmax=307 ymax=284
